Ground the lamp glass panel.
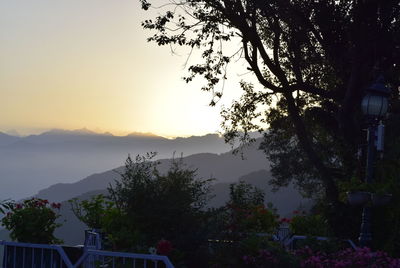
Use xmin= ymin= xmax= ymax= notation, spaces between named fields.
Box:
xmin=361 ymin=94 xmax=388 ymax=116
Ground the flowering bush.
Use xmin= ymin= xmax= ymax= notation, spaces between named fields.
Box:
xmin=224 ymin=182 xmax=279 ymax=236
xmin=227 ymin=204 xmax=280 ymax=235
xmin=242 ymin=247 xmax=299 ymax=268
xmin=242 ymin=249 xmax=279 ymax=267
xmin=156 ymin=239 xmax=173 ymax=255
xmin=1 ymin=198 xmax=62 ymax=244
xmin=295 ymin=246 xmax=400 ymax=268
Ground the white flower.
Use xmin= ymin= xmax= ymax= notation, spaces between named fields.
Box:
xmin=148 ymin=247 xmax=157 ymax=255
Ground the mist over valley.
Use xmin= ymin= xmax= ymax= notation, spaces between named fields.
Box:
xmin=0 ymin=129 xmax=231 ymax=200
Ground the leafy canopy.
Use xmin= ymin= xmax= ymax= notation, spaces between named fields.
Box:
xmin=140 ymin=0 xmax=400 ymax=203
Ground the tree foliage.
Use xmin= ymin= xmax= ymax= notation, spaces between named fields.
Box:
xmin=140 ymin=0 xmax=400 ymax=205
xmin=107 ymin=154 xmax=214 ymax=264
xmin=69 ymin=194 xmax=113 ymax=230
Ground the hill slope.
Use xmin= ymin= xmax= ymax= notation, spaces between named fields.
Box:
xmin=36 ymin=140 xmax=268 ymax=202
xmin=0 ymin=130 xmax=232 ymax=200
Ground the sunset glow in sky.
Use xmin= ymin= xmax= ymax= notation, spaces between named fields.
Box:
xmin=0 ymin=0 xmax=249 ymax=137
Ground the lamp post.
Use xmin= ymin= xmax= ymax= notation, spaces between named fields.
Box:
xmin=358 ymin=76 xmax=390 ymax=247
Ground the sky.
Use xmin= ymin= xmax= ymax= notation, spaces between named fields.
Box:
xmin=0 ymin=0 xmax=250 ymax=137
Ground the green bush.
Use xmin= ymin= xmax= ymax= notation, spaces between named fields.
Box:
xmin=72 ymin=154 xmax=214 ymax=266
xmin=69 ymin=194 xmax=113 ymax=230
xmin=1 ymin=198 xmax=62 ymax=244
xmin=225 ymin=181 xmax=279 ymax=236
xmin=289 ymin=212 xmax=331 ymax=237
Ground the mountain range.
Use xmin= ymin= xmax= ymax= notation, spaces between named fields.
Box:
xmin=0 ymin=129 xmax=232 ymax=200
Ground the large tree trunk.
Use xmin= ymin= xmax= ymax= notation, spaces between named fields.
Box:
xmin=284 ymin=92 xmax=340 ymax=205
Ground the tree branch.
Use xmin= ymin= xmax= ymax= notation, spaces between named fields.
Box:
xmin=242 ymin=40 xmax=281 ymax=92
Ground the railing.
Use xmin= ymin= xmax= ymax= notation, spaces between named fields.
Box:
xmin=284 ymin=235 xmax=357 ymax=250
xmin=0 ymin=240 xmax=74 ymax=267
xmin=0 ymin=234 xmax=174 ymax=268
xmin=207 ymin=227 xmax=357 ymax=254
xmin=83 ymin=230 xmax=102 ymax=251
xmin=75 ymin=249 xmax=175 ymax=268
xmin=274 ymin=227 xmax=291 ymax=243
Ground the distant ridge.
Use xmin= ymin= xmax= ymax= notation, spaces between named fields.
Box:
xmin=0 ymin=132 xmax=20 ymax=146
xmin=0 ymin=130 xmax=232 ymax=200
xmin=5 ymin=129 xmax=20 ymax=137
xmin=42 ymin=128 xmax=99 ymax=136
xmin=126 ymin=132 xmax=160 ymax=138
xmin=35 ymin=140 xmax=266 ymax=202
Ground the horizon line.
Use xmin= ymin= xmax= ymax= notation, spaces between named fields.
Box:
xmin=0 ymin=127 xmax=224 ymax=140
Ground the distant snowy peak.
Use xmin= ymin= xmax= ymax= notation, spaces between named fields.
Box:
xmin=126 ymin=132 xmax=162 ymax=138
xmin=43 ymin=128 xmax=99 ymax=136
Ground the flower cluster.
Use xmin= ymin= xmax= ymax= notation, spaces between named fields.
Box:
xmin=51 ymin=202 xmax=61 ymax=209
xmin=156 ymin=239 xmax=173 ymax=255
xmin=9 ymin=198 xmax=61 ymax=210
xmin=295 ymin=247 xmax=400 ymax=268
xmin=280 ymin=217 xmax=292 ymax=224
xmin=1 ymin=198 xmax=62 ymax=244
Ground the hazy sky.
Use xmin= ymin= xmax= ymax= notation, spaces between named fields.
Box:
xmin=0 ymin=0 xmax=250 ymax=137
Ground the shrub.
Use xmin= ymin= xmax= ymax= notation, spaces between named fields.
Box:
xmin=1 ymin=198 xmax=62 ymax=244
xmin=69 ymin=194 xmax=112 ymax=230
xmin=225 ymin=181 xmax=279 ymax=236
xmin=71 ymin=154 xmax=214 ymax=266
xmin=295 ymin=247 xmax=400 ymax=267
xmin=209 ymin=182 xmax=282 ymax=267
xmin=289 ymin=211 xmax=331 ymax=237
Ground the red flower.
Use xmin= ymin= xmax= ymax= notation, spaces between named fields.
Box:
xmin=15 ymin=204 xmax=22 ymax=209
xmin=51 ymin=203 xmax=61 ymax=209
xmin=156 ymin=239 xmax=173 ymax=255
xmin=293 ymin=210 xmax=299 ymax=214
xmin=280 ymin=217 xmax=292 ymax=223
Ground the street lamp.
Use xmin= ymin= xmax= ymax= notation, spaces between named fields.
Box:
xmin=361 ymin=76 xmax=390 ymax=118
xmin=358 ymin=76 xmax=390 ymax=247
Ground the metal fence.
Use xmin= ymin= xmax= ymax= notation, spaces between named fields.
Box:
xmin=284 ymin=235 xmax=357 ymax=250
xmin=0 ymin=239 xmax=174 ymax=268
xmin=0 ymin=241 xmax=74 ymax=267
xmin=273 ymin=227 xmax=292 ymax=244
xmin=75 ymin=249 xmax=175 ymax=268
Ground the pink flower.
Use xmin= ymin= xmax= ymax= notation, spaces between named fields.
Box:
xmin=156 ymin=239 xmax=173 ymax=255
xmin=280 ymin=217 xmax=292 ymax=223
xmin=51 ymin=203 xmax=61 ymax=209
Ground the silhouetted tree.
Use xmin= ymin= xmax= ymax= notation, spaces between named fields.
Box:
xmin=140 ymin=1 xmax=400 ymax=211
